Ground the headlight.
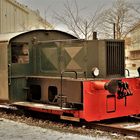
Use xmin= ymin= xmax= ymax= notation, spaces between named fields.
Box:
xmin=92 ymin=67 xmax=99 ymax=77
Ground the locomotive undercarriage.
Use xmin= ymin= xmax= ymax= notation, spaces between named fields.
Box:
xmin=12 ymin=77 xmax=140 ymax=122
xmin=26 ymin=76 xmax=83 ymax=110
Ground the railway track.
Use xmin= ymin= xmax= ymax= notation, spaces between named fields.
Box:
xmin=86 ymin=120 xmax=140 ymax=137
xmin=0 ymin=104 xmax=140 ymax=138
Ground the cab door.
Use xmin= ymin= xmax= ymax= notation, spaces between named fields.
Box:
xmin=9 ymin=42 xmax=31 ymax=101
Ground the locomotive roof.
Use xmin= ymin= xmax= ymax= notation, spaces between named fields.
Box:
xmin=0 ymin=29 xmax=77 ymax=43
xmin=9 ymin=29 xmax=77 ymax=42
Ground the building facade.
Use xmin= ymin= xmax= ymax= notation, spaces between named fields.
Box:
xmin=0 ymin=0 xmax=52 ymax=33
xmin=126 ymin=23 xmax=140 ymax=70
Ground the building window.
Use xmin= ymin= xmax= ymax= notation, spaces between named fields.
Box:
xmin=11 ymin=43 xmax=29 ymax=64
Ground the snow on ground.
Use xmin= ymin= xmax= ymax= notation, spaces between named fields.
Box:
xmin=0 ymin=118 xmax=110 ymax=140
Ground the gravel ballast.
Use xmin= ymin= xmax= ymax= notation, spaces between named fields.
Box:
xmin=0 ymin=118 xmax=110 ymax=140
xmin=0 ymin=110 xmax=138 ymax=140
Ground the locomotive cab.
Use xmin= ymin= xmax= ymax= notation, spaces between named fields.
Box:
xmin=8 ymin=30 xmax=84 ymax=109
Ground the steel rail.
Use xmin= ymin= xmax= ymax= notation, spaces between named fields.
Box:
xmin=87 ymin=123 xmax=140 ymax=137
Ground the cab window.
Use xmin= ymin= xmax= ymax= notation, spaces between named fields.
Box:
xmin=11 ymin=43 xmax=29 ymax=64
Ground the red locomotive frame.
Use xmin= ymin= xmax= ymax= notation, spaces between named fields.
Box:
xmin=13 ymin=77 xmax=140 ymax=122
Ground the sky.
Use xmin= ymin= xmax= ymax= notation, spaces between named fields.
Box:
xmin=17 ymin=0 xmax=114 ymax=17
xmin=17 ymin=0 xmax=139 ymax=31
xmin=17 ymin=0 xmax=114 ymax=29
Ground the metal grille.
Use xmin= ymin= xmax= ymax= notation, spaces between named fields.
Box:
xmin=106 ymin=41 xmax=125 ymax=76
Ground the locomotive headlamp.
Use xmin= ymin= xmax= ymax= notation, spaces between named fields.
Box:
xmin=92 ymin=67 xmax=99 ymax=77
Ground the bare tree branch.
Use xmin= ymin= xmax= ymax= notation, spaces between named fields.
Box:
xmin=100 ymin=0 xmax=140 ymax=39
xmin=54 ymin=0 xmax=103 ymax=39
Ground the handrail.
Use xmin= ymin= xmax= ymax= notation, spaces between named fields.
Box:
xmin=137 ymin=67 xmax=140 ymax=77
xmin=8 ymin=64 xmax=11 ymax=85
xmin=60 ymin=70 xmax=78 ymax=109
xmin=125 ymin=69 xmax=130 ymax=77
xmin=61 ymin=70 xmax=78 ymax=79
